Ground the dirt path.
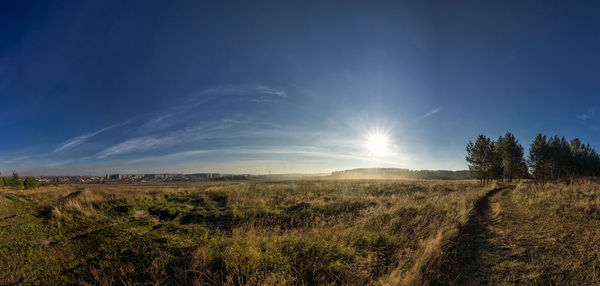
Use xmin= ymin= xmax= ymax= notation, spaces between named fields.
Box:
xmin=437 ymin=187 xmax=509 ymax=284
xmin=443 ymin=186 xmax=600 ymax=285
xmin=450 ymin=186 xmax=539 ymax=284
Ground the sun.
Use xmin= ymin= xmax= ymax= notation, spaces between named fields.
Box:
xmin=365 ymin=131 xmax=390 ymax=157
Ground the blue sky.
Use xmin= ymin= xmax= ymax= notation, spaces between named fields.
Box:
xmin=1 ymin=1 xmax=599 ymax=175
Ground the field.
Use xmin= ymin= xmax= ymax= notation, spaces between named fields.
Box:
xmin=1 ymin=180 xmax=599 ymax=285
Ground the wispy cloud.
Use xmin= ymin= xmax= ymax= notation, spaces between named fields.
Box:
xmin=199 ymin=84 xmax=287 ymax=98
xmin=577 ymin=107 xmax=596 ymax=121
xmin=577 ymin=114 xmax=590 ymax=121
xmin=97 ymin=137 xmax=173 ymax=158
xmin=577 ymin=107 xmax=600 ymax=131
xmin=54 ymin=125 xmax=118 ymax=153
xmin=189 ymin=84 xmax=287 ymax=105
xmin=97 ymin=121 xmax=234 ymax=158
xmin=136 ymin=84 xmax=287 ymax=134
xmin=416 ymin=107 xmax=441 ymax=121
xmin=2 ymin=155 xmax=30 ymax=164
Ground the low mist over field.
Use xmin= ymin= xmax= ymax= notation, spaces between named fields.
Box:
xmin=2 ymin=0 xmax=600 ymax=284
xmin=330 ymin=168 xmax=470 ymax=180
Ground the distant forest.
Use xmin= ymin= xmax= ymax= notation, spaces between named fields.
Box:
xmin=466 ymin=132 xmax=600 ymax=184
xmin=330 ymin=168 xmax=470 ymax=180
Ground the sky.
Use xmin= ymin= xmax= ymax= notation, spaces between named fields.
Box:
xmin=1 ymin=0 xmax=600 ymax=175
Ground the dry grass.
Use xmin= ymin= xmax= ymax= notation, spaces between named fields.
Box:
xmin=3 ymin=180 xmax=596 ymax=284
xmin=513 ymin=181 xmax=600 ymax=216
xmin=0 ymin=180 xmax=492 ymax=285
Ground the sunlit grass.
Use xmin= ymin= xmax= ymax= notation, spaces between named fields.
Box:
xmin=0 ymin=180 xmax=492 ymax=285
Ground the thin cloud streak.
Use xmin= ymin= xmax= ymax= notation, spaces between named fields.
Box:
xmin=416 ymin=107 xmax=441 ymax=121
xmin=97 ymin=137 xmax=172 ymax=158
xmin=54 ymin=124 xmax=117 ymax=153
xmin=189 ymin=84 xmax=287 ymax=106
xmin=199 ymin=84 xmax=287 ymax=98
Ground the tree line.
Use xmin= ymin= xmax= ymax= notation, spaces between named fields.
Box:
xmin=466 ymin=132 xmax=527 ymax=184
xmin=529 ymin=134 xmax=600 ymax=182
xmin=467 ymin=132 xmax=600 ymax=183
xmin=0 ymin=171 xmax=44 ymax=190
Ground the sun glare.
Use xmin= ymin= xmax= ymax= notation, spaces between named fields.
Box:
xmin=366 ymin=131 xmax=390 ymax=157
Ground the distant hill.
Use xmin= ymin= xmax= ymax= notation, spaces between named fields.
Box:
xmin=329 ymin=168 xmax=471 ymax=180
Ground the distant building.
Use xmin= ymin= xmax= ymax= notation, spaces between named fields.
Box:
xmin=106 ymin=174 xmax=120 ymax=181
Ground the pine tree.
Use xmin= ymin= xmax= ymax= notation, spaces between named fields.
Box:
xmin=466 ymin=134 xmax=493 ymax=184
xmin=497 ymin=132 xmax=525 ymax=182
xmin=547 ymin=135 xmax=561 ymax=180
xmin=528 ymin=134 xmax=548 ymax=182
xmin=570 ymin=138 xmax=584 ymax=177
xmin=558 ymin=137 xmax=571 ymax=179
xmin=489 ymin=141 xmax=504 ymax=181
xmin=518 ymin=161 xmax=530 ymax=180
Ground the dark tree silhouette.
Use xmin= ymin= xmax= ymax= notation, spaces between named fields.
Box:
xmin=466 ymin=134 xmax=493 ymax=184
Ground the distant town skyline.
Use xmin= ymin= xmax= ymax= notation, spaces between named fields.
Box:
xmin=1 ymin=1 xmax=600 ymax=175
